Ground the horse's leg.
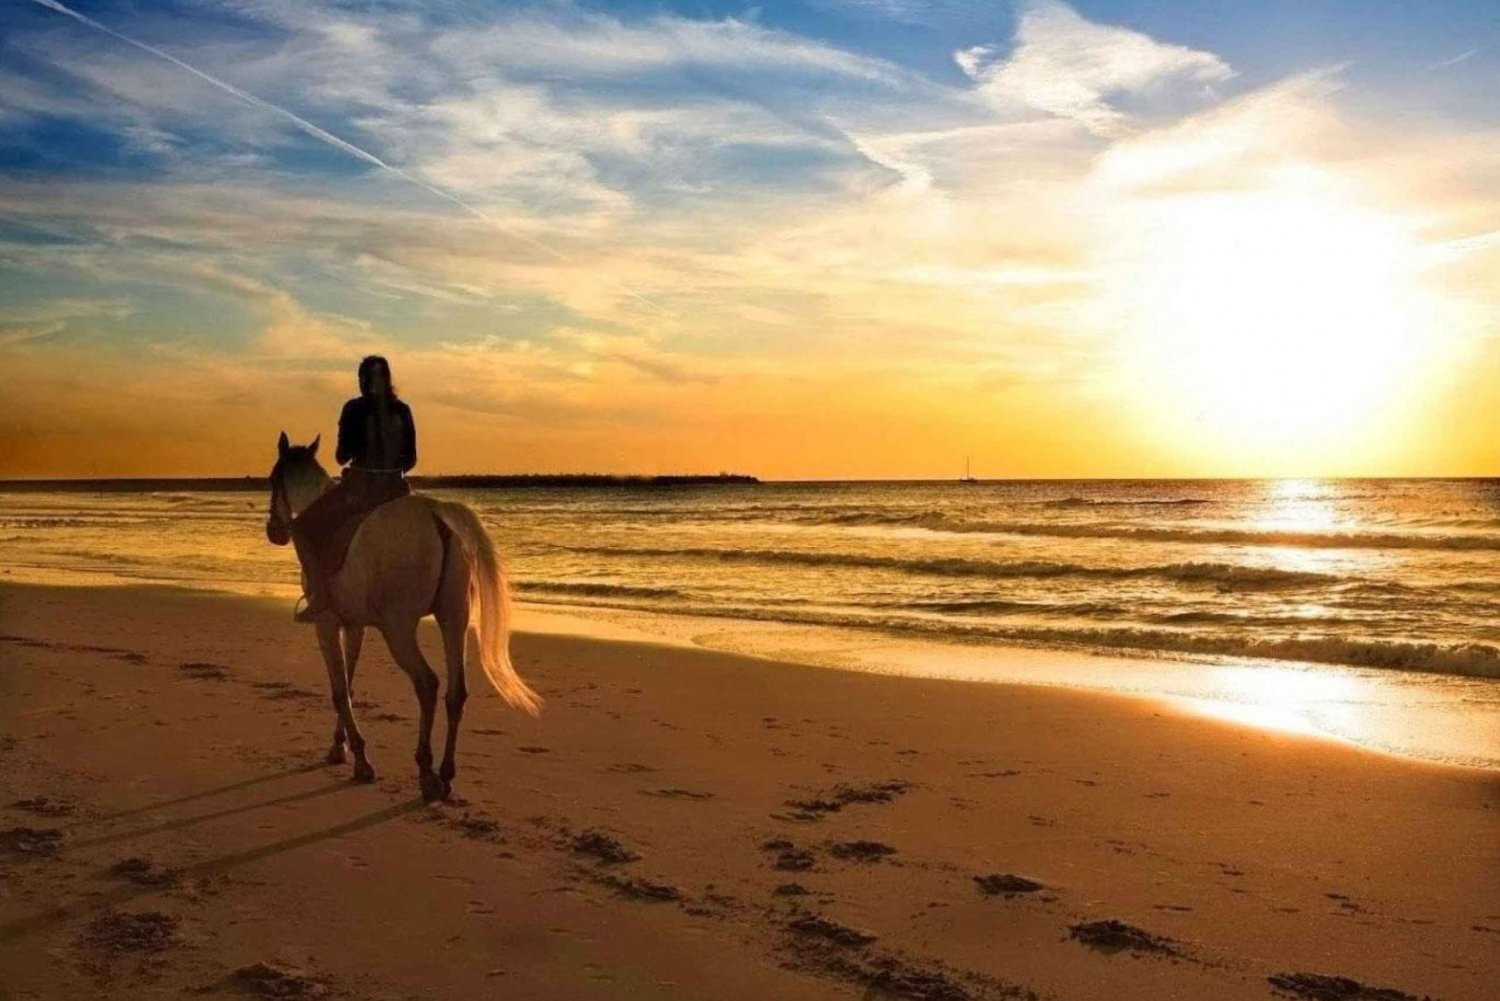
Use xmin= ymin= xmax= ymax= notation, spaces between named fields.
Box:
xmin=316 ymin=618 xmax=373 ymax=782
xmin=327 ymin=625 xmax=366 ymax=764
xmin=436 ymin=609 xmax=469 ymax=800
xmin=381 ymin=620 xmax=443 ymax=802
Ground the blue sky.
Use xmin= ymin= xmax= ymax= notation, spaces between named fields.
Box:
xmin=1 ymin=1 xmax=1497 ymax=476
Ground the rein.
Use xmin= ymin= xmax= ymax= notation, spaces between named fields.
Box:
xmin=265 ymin=464 xmax=293 ymax=546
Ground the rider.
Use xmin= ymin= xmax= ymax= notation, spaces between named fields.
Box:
xmin=290 ymin=355 xmax=417 ymax=622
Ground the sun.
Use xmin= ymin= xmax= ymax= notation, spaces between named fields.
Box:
xmin=1105 ymin=167 xmax=1433 ymax=463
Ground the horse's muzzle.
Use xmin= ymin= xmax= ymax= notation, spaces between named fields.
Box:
xmin=265 ymin=516 xmax=291 ymax=546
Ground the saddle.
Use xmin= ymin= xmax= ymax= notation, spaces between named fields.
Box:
xmin=318 ymin=472 xmax=412 ymax=576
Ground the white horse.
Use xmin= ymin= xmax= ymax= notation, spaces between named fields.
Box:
xmin=264 ymin=432 xmax=540 ymax=801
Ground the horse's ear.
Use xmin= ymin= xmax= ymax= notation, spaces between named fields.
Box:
xmin=308 ymin=434 xmax=321 ymax=457
xmin=277 ymin=431 xmax=289 ymax=457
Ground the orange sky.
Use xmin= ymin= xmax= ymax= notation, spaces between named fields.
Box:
xmin=2 ymin=2 xmax=1497 ymax=479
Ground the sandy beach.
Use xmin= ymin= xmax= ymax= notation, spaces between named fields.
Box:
xmin=0 ymin=581 xmax=1495 ymax=1000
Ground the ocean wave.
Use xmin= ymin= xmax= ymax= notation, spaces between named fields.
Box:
xmin=905 ymin=598 xmax=1129 ymax=618
xmin=808 ymin=511 xmax=1500 ymax=551
xmin=517 ymin=580 xmax=686 ymax=600
xmin=565 ymin=545 xmax=1335 ymax=591
xmin=0 ymin=516 xmax=107 ymax=531
xmin=1020 ymin=628 xmax=1500 ymax=678
xmin=1039 ymin=497 xmax=1210 ymax=508
xmin=519 ymin=594 xmax=1500 ymax=678
xmin=1145 ymin=609 xmax=1369 ymax=628
xmin=0 ymin=516 xmax=147 ymax=529
xmin=1448 ymin=580 xmax=1500 ymax=596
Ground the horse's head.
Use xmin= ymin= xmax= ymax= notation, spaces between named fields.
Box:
xmin=265 ymin=431 xmax=331 ymax=545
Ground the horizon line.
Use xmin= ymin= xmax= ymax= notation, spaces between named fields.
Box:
xmin=1 ymin=472 xmax=1497 ymax=487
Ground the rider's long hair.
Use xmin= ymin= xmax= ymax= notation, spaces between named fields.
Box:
xmin=357 ymin=355 xmax=399 ymax=401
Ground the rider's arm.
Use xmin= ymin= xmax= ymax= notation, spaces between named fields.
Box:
xmin=400 ymin=404 xmax=417 ymax=473
xmin=335 ymin=399 xmax=361 ymax=467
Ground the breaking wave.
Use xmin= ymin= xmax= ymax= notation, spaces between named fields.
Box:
xmin=806 ymin=511 xmax=1500 ymax=550
xmin=517 ymin=580 xmax=686 ymax=601
xmin=522 ymin=593 xmax=1500 ymax=679
xmin=1039 ymin=497 xmax=1210 ymax=508
xmin=566 ymin=545 xmax=1337 ymax=591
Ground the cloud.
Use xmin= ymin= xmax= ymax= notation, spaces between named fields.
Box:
xmin=956 ymin=0 xmax=1232 ymax=136
xmin=1092 ymin=70 xmax=1346 ymax=193
xmin=0 ymin=296 xmax=133 ymax=346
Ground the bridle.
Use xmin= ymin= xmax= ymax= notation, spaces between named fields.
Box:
xmin=265 ymin=462 xmax=293 ymax=546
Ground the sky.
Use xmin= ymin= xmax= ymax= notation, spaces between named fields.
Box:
xmin=1 ymin=0 xmax=1497 ymax=479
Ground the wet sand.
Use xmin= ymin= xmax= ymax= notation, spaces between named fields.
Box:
xmin=0 ymin=582 xmax=1495 ymax=999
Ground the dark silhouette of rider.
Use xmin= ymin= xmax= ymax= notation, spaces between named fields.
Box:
xmin=291 ymin=355 xmax=416 ymax=621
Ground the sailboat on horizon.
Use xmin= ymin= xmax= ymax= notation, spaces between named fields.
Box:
xmin=961 ymin=456 xmax=979 ymax=484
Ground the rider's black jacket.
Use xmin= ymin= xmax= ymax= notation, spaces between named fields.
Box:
xmin=335 ymin=395 xmax=417 ymax=473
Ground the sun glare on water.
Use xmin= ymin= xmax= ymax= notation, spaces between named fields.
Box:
xmin=1108 ymin=169 xmax=1438 ymax=463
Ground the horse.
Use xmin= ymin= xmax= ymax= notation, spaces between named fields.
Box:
xmin=263 ymin=432 xmax=540 ymax=801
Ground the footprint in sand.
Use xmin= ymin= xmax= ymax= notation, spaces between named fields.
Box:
xmin=10 ymin=796 xmax=74 ymax=817
xmin=1267 ymin=971 xmax=1426 ymax=1001
xmin=447 ymin=814 xmax=505 ymax=842
xmin=786 ymin=913 xmax=877 ymax=947
xmin=106 ymin=856 xmax=178 ymax=887
xmin=783 ymin=780 xmax=911 ymax=821
xmin=599 ymin=874 xmax=680 ymax=902
xmin=179 ymin=661 xmax=229 ymax=681
xmin=826 ymin=840 xmax=896 ymax=863
xmin=226 ymin=962 xmax=331 ymax=999
xmin=1068 ymin=919 xmax=1181 ymax=958
xmin=79 ymin=910 xmax=181 ymax=956
xmin=642 ymin=788 xmax=714 ymax=800
xmin=761 ymin=840 xmax=816 ymax=872
xmin=1 ymin=826 xmax=63 ymax=857
xmin=974 ymin=874 xmax=1044 ymax=897
xmin=569 ymin=830 xmax=639 ymax=865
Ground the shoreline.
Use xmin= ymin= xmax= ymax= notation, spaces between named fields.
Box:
xmin=7 ymin=570 xmax=1498 ymax=770
xmin=1 ymin=581 xmax=1496 ymax=1000
xmin=513 ymin=599 xmax=1500 ymax=772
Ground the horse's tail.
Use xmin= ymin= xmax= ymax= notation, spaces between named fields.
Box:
xmin=429 ymin=500 xmax=542 ymax=716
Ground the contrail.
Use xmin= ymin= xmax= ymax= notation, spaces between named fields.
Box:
xmin=23 ymin=0 xmax=663 ymax=311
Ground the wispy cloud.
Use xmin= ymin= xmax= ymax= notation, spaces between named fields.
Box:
xmin=1426 ymin=48 xmax=1479 ymax=72
xmin=956 ymin=0 xmax=1232 ymax=136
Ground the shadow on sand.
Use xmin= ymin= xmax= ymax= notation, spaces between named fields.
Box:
xmin=68 ymin=779 xmax=357 ymax=849
xmin=62 ymin=762 xmax=327 ymax=830
xmin=0 ymin=771 xmax=424 ymax=944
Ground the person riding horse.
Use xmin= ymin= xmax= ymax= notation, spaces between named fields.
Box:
xmin=290 ymin=355 xmax=417 ymax=621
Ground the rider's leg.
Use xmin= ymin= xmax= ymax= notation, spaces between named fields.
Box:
xmin=292 ymin=534 xmax=333 ymax=621
xmin=290 ymin=483 xmax=350 ymax=621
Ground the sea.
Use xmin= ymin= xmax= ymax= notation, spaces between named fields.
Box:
xmin=4 ymin=477 xmax=1498 ymax=767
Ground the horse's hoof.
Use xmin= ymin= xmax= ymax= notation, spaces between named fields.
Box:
xmin=419 ymin=773 xmax=444 ymax=803
xmin=326 ymin=745 xmax=346 ymax=765
xmin=352 ymin=762 xmax=376 ymax=783
xmin=440 ymin=779 xmax=453 ymax=801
